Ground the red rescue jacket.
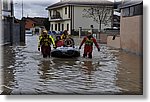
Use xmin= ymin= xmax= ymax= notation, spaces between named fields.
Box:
xmin=80 ymin=36 xmax=100 ymax=53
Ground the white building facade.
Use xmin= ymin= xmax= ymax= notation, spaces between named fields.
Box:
xmin=47 ymin=0 xmax=113 ymax=34
xmin=1 ymin=0 xmax=13 ymax=19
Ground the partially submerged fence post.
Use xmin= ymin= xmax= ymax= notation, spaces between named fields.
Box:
xmin=79 ymin=27 xmax=82 ymax=38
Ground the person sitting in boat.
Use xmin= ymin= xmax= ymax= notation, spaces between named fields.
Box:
xmin=79 ymin=31 xmax=100 ymax=58
xmin=55 ymin=35 xmax=64 ymax=48
xmin=63 ymin=34 xmax=75 ymax=48
xmin=61 ymin=30 xmax=68 ymax=40
xmin=38 ymin=30 xmax=56 ymax=58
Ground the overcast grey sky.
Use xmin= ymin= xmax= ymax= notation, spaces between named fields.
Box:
xmin=14 ymin=0 xmax=60 ymax=19
xmin=14 ymin=0 xmax=116 ymax=19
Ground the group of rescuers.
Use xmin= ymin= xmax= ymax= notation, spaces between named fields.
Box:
xmin=38 ymin=29 xmax=100 ymax=58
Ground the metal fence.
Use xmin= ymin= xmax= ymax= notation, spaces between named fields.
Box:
xmin=13 ymin=23 xmax=20 ymax=44
xmin=72 ymin=29 xmax=99 ymax=36
xmin=3 ymin=21 xmax=11 ymax=44
xmin=72 ymin=28 xmax=120 ymax=44
xmin=2 ymin=20 xmax=25 ymax=45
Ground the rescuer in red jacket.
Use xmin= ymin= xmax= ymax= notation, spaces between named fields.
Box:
xmin=79 ymin=31 xmax=100 ymax=58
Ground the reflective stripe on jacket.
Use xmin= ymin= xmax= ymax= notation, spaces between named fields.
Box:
xmin=79 ymin=36 xmax=100 ymax=49
xmin=38 ymin=35 xmax=55 ymax=48
xmin=85 ymin=38 xmax=93 ymax=46
xmin=61 ymin=34 xmax=68 ymax=40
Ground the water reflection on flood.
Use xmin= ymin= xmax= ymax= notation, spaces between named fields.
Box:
xmin=116 ymin=51 xmax=143 ymax=94
xmin=1 ymin=35 xmax=142 ymax=95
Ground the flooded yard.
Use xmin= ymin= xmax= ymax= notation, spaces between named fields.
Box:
xmin=0 ymin=35 xmax=142 ymax=95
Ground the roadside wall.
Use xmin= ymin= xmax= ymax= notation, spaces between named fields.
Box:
xmin=120 ymin=16 xmax=143 ymax=55
xmin=107 ymin=35 xmax=120 ymax=49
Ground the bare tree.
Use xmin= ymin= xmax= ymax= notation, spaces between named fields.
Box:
xmin=82 ymin=6 xmax=113 ymax=32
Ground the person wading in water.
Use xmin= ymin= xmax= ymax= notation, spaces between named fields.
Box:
xmin=38 ymin=30 xmax=56 ymax=58
xmin=79 ymin=31 xmax=100 ymax=58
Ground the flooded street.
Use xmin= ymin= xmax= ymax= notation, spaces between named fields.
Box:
xmin=1 ymin=35 xmax=142 ymax=95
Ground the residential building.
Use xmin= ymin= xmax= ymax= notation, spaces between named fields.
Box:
xmin=1 ymin=0 xmax=26 ymax=45
xmin=31 ymin=17 xmax=46 ymax=27
xmin=23 ymin=17 xmax=47 ymax=34
xmin=46 ymin=0 xmax=113 ymax=34
xmin=113 ymin=14 xmax=120 ymax=29
xmin=24 ymin=18 xmax=36 ymax=30
xmin=1 ymin=0 xmax=14 ymax=45
xmin=0 ymin=0 xmax=2 ymax=45
xmin=120 ymin=0 xmax=143 ymax=55
xmin=24 ymin=17 xmax=46 ymax=29
xmin=1 ymin=0 xmax=13 ymax=20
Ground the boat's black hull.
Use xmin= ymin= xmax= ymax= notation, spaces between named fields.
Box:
xmin=51 ymin=48 xmax=80 ymax=58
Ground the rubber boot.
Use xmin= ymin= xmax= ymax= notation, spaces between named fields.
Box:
xmin=88 ymin=53 xmax=92 ymax=59
xmin=83 ymin=53 xmax=87 ymax=58
xmin=43 ymin=54 xmax=47 ymax=58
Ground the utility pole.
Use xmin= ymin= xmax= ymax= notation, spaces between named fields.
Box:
xmin=22 ymin=0 xmax=23 ymax=18
xmin=10 ymin=0 xmax=14 ymax=45
xmin=10 ymin=0 xmax=14 ymax=24
xmin=0 ymin=0 xmax=2 ymax=45
xmin=20 ymin=0 xmax=25 ymax=45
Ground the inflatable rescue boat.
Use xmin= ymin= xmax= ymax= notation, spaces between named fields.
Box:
xmin=51 ymin=46 xmax=80 ymax=58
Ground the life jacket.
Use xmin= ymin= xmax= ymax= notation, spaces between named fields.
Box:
xmin=61 ymin=34 xmax=68 ymax=40
xmin=40 ymin=35 xmax=52 ymax=46
xmin=85 ymin=37 xmax=93 ymax=46
xmin=56 ymin=40 xmax=64 ymax=47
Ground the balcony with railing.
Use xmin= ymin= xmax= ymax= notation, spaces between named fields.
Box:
xmin=50 ymin=10 xmax=62 ymax=21
xmin=51 ymin=14 xmax=62 ymax=19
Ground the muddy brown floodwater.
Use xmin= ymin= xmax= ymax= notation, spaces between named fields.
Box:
xmin=0 ymin=35 xmax=142 ymax=95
